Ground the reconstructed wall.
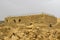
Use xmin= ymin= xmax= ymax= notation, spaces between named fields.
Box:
xmin=4 ymin=14 xmax=57 ymax=26
xmin=0 ymin=14 xmax=60 ymax=40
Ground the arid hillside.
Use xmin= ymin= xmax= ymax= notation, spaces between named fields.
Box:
xmin=0 ymin=14 xmax=60 ymax=40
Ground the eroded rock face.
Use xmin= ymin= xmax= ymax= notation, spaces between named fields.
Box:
xmin=0 ymin=14 xmax=60 ymax=40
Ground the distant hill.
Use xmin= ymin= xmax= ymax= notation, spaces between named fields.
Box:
xmin=0 ymin=21 xmax=4 ymax=24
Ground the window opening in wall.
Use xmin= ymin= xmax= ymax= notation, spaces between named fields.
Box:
xmin=6 ymin=19 xmax=8 ymax=22
xmin=49 ymin=24 xmax=52 ymax=27
xmin=13 ymin=19 xmax=16 ymax=23
xmin=19 ymin=19 xmax=21 ymax=22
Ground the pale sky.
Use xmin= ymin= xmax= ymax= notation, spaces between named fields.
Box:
xmin=0 ymin=0 xmax=60 ymax=20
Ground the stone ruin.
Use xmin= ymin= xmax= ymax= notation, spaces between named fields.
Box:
xmin=0 ymin=14 xmax=60 ymax=40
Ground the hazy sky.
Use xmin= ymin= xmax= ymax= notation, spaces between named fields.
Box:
xmin=0 ymin=0 xmax=60 ymax=20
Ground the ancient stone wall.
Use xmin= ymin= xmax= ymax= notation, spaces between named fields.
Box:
xmin=0 ymin=14 xmax=60 ymax=40
xmin=4 ymin=14 xmax=57 ymax=26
